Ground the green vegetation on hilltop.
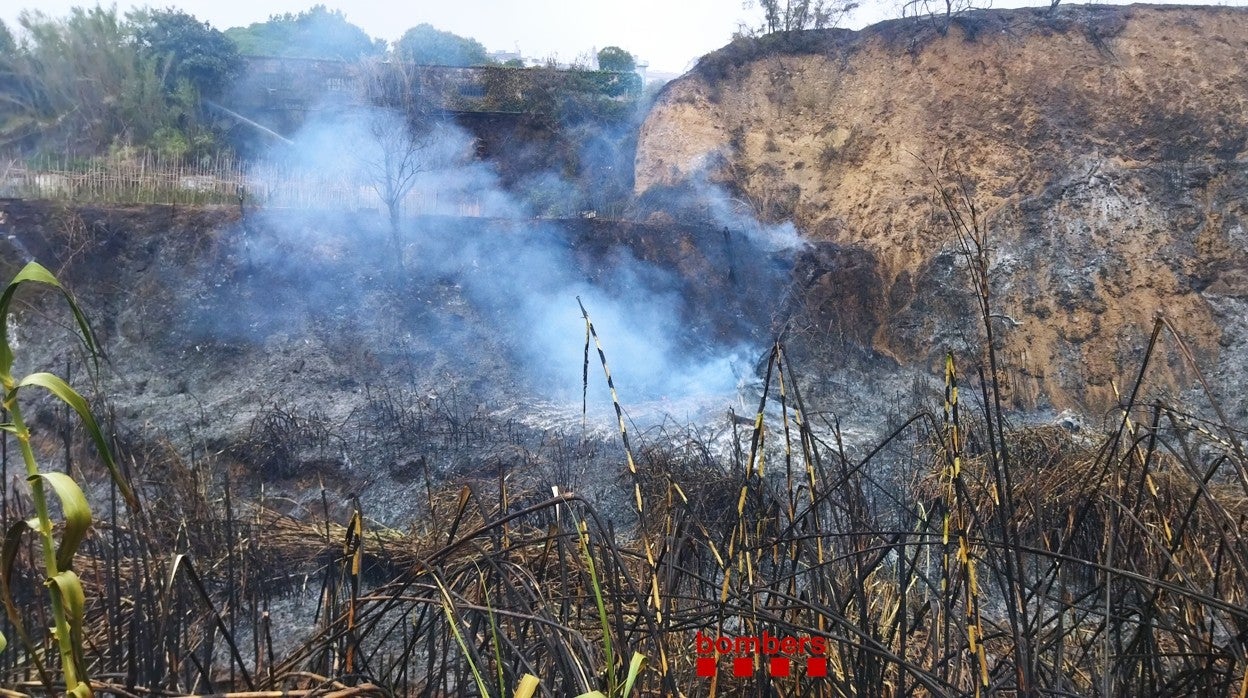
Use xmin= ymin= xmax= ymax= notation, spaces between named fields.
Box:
xmin=394 ymin=23 xmax=492 ymax=66
xmin=596 ymin=45 xmax=636 ymax=72
xmin=0 ymin=7 xmax=226 ymax=158
xmin=223 ymin=5 xmax=385 ymax=60
xmin=131 ymin=7 xmax=242 ymax=98
xmin=1 ymin=4 xmax=644 ymax=167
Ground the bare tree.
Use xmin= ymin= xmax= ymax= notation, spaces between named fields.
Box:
xmin=352 ymin=58 xmax=473 ymax=269
xmin=902 ymin=0 xmax=990 ymax=35
xmin=741 ymin=0 xmax=859 ymax=36
xmin=356 ymin=111 xmax=443 ymax=264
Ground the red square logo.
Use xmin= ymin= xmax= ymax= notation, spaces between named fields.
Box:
xmin=733 ymin=656 xmax=753 ymax=677
xmin=807 ymin=657 xmax=828 ymax=678
xmin=695 ymin=657 xmax=716 ymax=677
xmin=769 ymin=656 xmax=791 ymax=677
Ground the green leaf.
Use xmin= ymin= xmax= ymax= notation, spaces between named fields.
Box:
xmin=0 ymin=262 xmax=101 ymax=376
xmin=621 ymin=652 xmax=646 ymax=697
xmin=1 ymin=518 xmax=34 ymax=594
xmin=18 ymin=373 xmax=140 ymax=513
xmin=574 ymin=692 xmax=607 ymax=698
xmin=33 ymin=472 xmax=92 ymax=571
xmin=0 ymin=629 xmax=7 ymax=654
xmin=48 ymin=570 xmax=85 ymax=625
xmin=1 ymin=518 xmax=30 ymax=595
xmin=0 ymin=519 xmax=50 ymax=684
xmin=433 ymin=574 xmax=491 ymax=698
xmin=578 ymin=521 xmax=615 ymax=692
xmin=0 ymin=519 xmax=35 ymax=665
xmin=48 ymin=570 xmax=91 ymax=696
xmin=478 ymin=568 xmax=506 ymax=697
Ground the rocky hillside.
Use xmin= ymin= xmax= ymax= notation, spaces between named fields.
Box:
xmin=635 ymin=4 xmax=1248 ymax=414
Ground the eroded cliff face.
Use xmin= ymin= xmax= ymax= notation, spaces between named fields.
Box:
xmin=635 ymin=5 xmax=1248 ymax=413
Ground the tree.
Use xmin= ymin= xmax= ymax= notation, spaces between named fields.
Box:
xmin=742 ymin=0 xmax=859 ymax=35
xmin=0 ymin=7 xmax=183 ymax=151
xmin=224 ymin=6 xmax=384 ymax=60
xmin=130 ymin=8 xmax=241 ymax=98
xmin=356 ymin=109 xmax=446 ymax=261
xmin=393 ymin=23 xmax=490 ymax=66
xmin=0 ymin=20 xmax=15 ymax=57
xmin=901 ymin=0 xmax=986 ymax=34
xmin=596 ymin=46 xmax=635 ymax=72
xmin=0 ymin=21 xmax=18 ymax=133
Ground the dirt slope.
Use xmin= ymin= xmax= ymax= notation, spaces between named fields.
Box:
xmin=634 ymin=4 xmax=1248 ymax=412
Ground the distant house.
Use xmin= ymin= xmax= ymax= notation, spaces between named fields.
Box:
xmin=224 ymin=56 xmax=643 ymax=135
xmin=634 ymin=60 xmax=648 ymax=85
xmin=488 ymin=49 xmax=524 ymax=64
xmin=229 ymin=55 xmax=361 ymax=134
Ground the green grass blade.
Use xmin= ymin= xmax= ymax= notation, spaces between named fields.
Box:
xmin=621 ymin=652 xmax=646 ymax=696
xmin=18 ymin=372 xmax=140 ymax=512
xmin=34 ymin=472 xmax=92 ymax=571
xmin=433 ymin=574 xmax=492 ymax=697
xmin=1 ymin=519 xmax=33 ymax=592
xmin=0 ymin=518 xmax=50 ymax=684
xmin=479 ymin=568 xmax=506 ymax=697
xmin=49 ymin=569 xmax=85 ymax=627
xmin=578 ymin=520 xmax=615 ymax=693
xmin=48 ymin=570 xmax=90 ymax=696
xmin=0 ymin=261 xmax=101 ymax=375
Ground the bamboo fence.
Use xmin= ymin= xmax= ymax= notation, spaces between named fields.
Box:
xmin=0 ymin=154 xmax=487 ymax=215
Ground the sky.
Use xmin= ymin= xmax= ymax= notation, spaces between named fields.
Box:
xmin=2 ymin=0 xmax=1244 ymax=75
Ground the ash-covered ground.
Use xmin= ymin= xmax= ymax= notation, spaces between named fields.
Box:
xmin=1 ymin=197 xmax=932 ymax=527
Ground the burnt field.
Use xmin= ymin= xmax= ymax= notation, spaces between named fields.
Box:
xmin=1 ymin=197 xmax=1248 ymax=697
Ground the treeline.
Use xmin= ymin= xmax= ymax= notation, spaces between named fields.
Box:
xmin=0 ymin=7 xmax=237 ymax=160
xmin=0 ymin=5 xmax=640 ymax=161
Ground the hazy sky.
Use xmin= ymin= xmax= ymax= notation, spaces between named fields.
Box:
xmin=2 ymin=0 xmax=1243 ymax=74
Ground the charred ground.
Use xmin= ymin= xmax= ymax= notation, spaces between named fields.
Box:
xmin=0 ymin=197 xmax=847 ymax=522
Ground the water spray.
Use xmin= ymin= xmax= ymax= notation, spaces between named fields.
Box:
xmin=204 ymin=101 xmax=295 ymax=145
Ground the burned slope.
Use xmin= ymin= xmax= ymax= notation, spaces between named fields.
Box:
xmin=0 ymin=198 xmax=804 ymax=518
xmin=636 ymin=4 xmax=1248 ymax=415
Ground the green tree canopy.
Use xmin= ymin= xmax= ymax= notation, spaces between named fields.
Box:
xmin=394 ymin=23 xmax=490 ymax=66
xmin=130 ymin=8 xmax=241 ymax=98
xmin=596 ymin=46 xmax=635 ymax=72
xmin=224 ymin=5 xmax=384 ymax=60
xmin=0 ymin=7 xmax=230 ymax=157
xmin=1 ymin=7 xmax=170 ymax=150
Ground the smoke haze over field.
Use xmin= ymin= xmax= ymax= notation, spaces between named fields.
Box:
xmin=192 ymin=105 xmax=805 ymax=412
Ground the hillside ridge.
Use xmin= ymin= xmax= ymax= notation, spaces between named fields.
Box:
xmin=635 ymin=3 xmax=1248 ymax=413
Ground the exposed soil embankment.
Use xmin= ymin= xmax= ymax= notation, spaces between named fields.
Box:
xmin=635 ymin=4 xmax=1248 ymax=414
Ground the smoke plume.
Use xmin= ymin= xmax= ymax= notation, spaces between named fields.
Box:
xmin=196 ymin=104 xmax=803 ymax=418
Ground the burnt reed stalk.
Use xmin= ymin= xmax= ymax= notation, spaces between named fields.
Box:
xmin=935 ymin=171 xmax=1037 ymax=694
xmin=6 ymin=249 xmax=1248 ymax=696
